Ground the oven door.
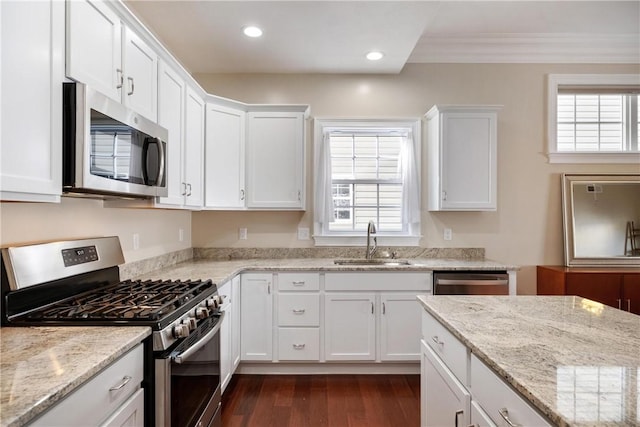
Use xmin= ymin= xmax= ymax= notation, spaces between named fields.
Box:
xmin=155 ymin=313 xmax=224 ymax=427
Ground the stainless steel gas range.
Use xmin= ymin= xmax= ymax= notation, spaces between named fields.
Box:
xmin=1 ymin=236 xmax=223 ymax=427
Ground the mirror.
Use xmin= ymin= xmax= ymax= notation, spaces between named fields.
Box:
xmin=562 ymin=174 xmax=640 ymax=266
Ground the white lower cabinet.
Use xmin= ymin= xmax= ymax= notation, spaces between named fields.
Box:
xmin=380 ymin=293 xmax=422 ymax=360
xmin=324 ymin=292 xmax=376 ymax=361
xmin=240 ymin=273 xmax=273 ymax=361
xmin=30 ymin=344 xmax=144 ymax=426
xmin=278 ymin=328 xmax=320 ymax=361
xmin=421 ymin=340 xmax=470 ymax=427
xmin=219 ymin=280 xmax=233 ymax=392
xmin=231 ymin=275 xmax=241 ymax=371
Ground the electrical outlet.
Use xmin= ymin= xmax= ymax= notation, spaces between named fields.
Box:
xmin=133 ymin=233 xmax=140 ymax=250
xmin=179 ymin=228 xmax=184 ymax=242
xmin=239 ymin=228 xmax=248 ymax=240
xmin=297 ymin=227 xmax=310 ymax=240
xmin=444 ymin=228 xmax=452 ymax=241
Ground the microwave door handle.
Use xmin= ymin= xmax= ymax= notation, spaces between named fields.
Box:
xmin=141 ymin=137 xmax=151 ymax=184
xmin=155 ymin=138 xmax=165 ymax=187
xmin=173 ymin=311 xmax=225 ymax=364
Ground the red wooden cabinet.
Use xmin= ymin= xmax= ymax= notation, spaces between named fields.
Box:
xmin=537 ymin=266 xmax=640 ymax=315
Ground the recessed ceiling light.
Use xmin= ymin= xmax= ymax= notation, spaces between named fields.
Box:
xmin=366 ymin=51 xmax=384 ymax=61
xmin=243 ymin=26 xmax=263 ymax=38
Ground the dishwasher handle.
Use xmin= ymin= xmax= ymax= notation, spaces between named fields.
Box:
xmin=436 ymin=278 xmax=508 ymax=287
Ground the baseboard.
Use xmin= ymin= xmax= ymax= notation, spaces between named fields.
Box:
xmin=235 ymin=362 xmax=420 ymax=375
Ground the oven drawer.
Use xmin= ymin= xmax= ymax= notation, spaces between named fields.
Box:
xmin=277 ymin=294 xmax=320 ymax=326
xmin=278 ymin=273 xmax=320 ymax=291
xmin=31 ymin=343 xmax=144 ymax=426
xmin=422 ymin=311 xmax=468 ymax=385
xmin=278 ymin=328 xmax=320 ymax=360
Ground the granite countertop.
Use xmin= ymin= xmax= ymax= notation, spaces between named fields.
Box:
xmin=0 ymin=326 xmax=151 ymax=427
xmin=132 ymin=257 xmax=517 ymax=283
xmin=417 ymin=295 xmax=640 ymax=427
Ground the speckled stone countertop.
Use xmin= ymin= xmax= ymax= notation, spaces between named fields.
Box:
xmin=131 ymin=257 xmax=517 ymax=283
xmin=0 ymin=326 xmax=150 ymax=427
xmin=417 ymin=295 xmax=640 ymax=427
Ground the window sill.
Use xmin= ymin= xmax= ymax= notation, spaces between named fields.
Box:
xmin=313 ymin=235 xmax=421 ymax=247
xmin=547 ymin=152 xmax=640 ymax=164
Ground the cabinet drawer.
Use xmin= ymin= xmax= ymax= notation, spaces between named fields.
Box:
xmin=470 ymin=354 xmax=551 ymax=427
xmin=325 ymin=272 xmax=431 ymax=291
xmin=278 ymin=294 xmax=320 ymax=326
xmin=32 ymin=344 xmax=144 ymax=426
xmin=278 ymin=273 xmax=319 ymax=291
xmin=278 ymin=328 xmax=320 ymax=360
xmin=422 ymin=311 xmax=467 ymax=385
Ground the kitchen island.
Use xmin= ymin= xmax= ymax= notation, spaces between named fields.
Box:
xmin=418 ymin=295 xmax=640 ymax=427
xmin=0 ymin=326 xmax=150 ymax=427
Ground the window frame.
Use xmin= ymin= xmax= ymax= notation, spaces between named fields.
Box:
xmin=313 ymin=118 xmax=422 ymax=247
xmin=547 ymin=74 xmax=640 ymax=164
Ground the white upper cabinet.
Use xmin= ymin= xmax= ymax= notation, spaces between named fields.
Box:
xmin=205 ymin=103 xmax=246 ymax=209
xmin=1 ymin=0 xmax=64 ymax=202
xmin=156 ymin=61 xmax=186 ymax=207
xmin=426 ymin=105 xmax=501 ymax=211
xmin=184 ymin=87 xmax=205 ymax=208
xmin=246 ymin=110 xmax=307 ymax=209
xmin=67 ymin=0 xmax=157 ymax=121
xmin=122 ymin=27 xmax=158 ymax=121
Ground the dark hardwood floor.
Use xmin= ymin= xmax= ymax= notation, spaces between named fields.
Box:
xmin=221 ymin=374 xmax=420 ymax=427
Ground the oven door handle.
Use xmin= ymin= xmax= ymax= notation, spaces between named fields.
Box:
xmin=172 ymin=311 xmax=225 ymax=364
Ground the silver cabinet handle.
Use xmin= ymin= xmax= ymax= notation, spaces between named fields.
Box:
xmin=293 ymin=344 xmax=305 ymax=350
xmin=116 ymin=68 xmax=123 ymax=89
xmin=382 ymin=302 xmax=386 ymax=314
xmin=127 ymin=76 xmax=135 ymax=95
xmin=292 ymin=281 xmax=305 ymax=286
xmin=442 ymin=190 xmax=448 ymax=201
xmin=371 ymin=302 xmax=374 ymax=314
xmin=109 ymin=375 xmax=132 ymax=391
xmin=454 ymin=409 xmax=463 ymax=427
xmin=292 ymin=309 xmax=306 ymax=314
xmin=181 ymin=182 xmax=187 ymax=196
xmin=267 ymin=283 xmax=271 ymax=294
xmin=432 ymin=336 xmax=444 ymax=346
xmin=297 ymin=190 xmax=301 ymax=201
xmin=240 ymin=189 xmax=245 ymax=200
xmin=187 ymin=183 xmax=192 ymax=196
xmin=499 ymin=408 xmax=522 ymax=427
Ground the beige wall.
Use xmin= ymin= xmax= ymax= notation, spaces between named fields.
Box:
xmin=0 ymin=198 xmax=191 ymax=263
xmin=193 ymin=63 xmax=639 ymax=294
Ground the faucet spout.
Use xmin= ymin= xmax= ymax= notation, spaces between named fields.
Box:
xmin=366 ymin=220 xmax=377 ymax=259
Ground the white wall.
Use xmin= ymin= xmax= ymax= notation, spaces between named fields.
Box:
xmin=193 ymin=63 xmax=640 ymax=295
xmin=0 ymin=198 xmax=191 ymax=263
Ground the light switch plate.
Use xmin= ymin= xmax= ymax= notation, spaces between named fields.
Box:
xmin=239 ymin=228 xmax=247 ymax=240
xmin=297 ymin=227 xmax=310 ymax=240
xmin=444 ymin=228 xmax=452 ymax=241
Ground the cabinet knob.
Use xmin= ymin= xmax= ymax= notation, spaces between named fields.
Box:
xmin=127 ymin=76 xmax=135 ymax=96
xmin=432 ymin=336 xmax=444 ymax=346
xmin=293 ymin=343 xmax=306 ymax=350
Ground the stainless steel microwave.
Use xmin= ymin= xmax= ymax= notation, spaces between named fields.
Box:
xmin=63 ymin=82 xmax=168 ymax=198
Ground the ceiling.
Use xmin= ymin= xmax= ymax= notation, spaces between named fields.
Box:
xmin=124 ymin=1 xmax=640 ymax=74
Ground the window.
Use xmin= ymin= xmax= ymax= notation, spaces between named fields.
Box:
xmin=313 ymin=119 xmax=421 ymax=246
xmin=547 ymin=74 xmax=640 ymax=163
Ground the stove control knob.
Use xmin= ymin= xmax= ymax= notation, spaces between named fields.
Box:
xmin=207 ymin=295 xmax=224 ymax=308
xmin=184 ymin=317 xmax=197 ymax=331
xmin=195 ymin=307 xmax=210 ymax=319
xmin=172 ymin=323 xmax=190 ymax=339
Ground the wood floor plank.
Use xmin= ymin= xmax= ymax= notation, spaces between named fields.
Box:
xmin=221 ymin=374 xmax=420 ymax=427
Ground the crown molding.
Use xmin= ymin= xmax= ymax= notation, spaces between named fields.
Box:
xmin=409 ymin=33 xmax=640 ymax=64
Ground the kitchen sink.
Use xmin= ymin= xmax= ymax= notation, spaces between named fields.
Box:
xmin=334 ymin=259 xmax=411 ymax=266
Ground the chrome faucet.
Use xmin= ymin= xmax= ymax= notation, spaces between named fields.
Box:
xmin=366 ymin=220 xmax=377 ymax=259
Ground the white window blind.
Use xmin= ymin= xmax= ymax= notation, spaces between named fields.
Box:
xmin=547 ymin=74 xmax=640 ymax=163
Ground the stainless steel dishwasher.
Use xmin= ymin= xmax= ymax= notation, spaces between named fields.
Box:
xmin=433 ymin=271 xmax=509 ymax=295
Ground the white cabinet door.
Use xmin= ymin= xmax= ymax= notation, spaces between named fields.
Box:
xmin=205 ymin=104 xmax=246 ymax=208
xmin=66 ymin=0 xmax=122 ymax=102
xmin=1 ymin=0 xmax=64 ymax=202
xmin=426 ymin=105 xmax=500 ymax=211
xmin=100 ymin=388 xmax=144 ymax=427
xmin=184 ymin=87 xmax=205 ymax=208
xmin=231 ymin=275 xmax=241 ymax=371
xmin=422 ymin=341 xmax=470 ymax=427
xmin=219 ymin=281 xmax=232 ymax=392
xmin=246 ymin=111 xmax=305 ymax=209
xmin=241 ymin=273 xmax=273 ymax=361
xmin=156 ymin=61 xmax=185 ymax=206
xmin=324 ymin=293 xmax=376 ymax=361
xmin=380 ymin=293 xmax=422 ymax=361
xmin=122 ymin=27 xmax=157 ymax=121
